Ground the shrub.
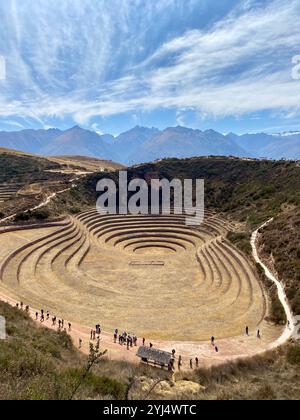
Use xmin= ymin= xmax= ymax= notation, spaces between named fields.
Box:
xmin=69 ymin=207 xmax=81 ymax=214
xmin=286 ymin=346 xmax=300 ymax=365
xmin=14 ymin=212 xmax=30 ymax=221
xmin=85 ymin=372 xmax=126 ymax=399
xmin=31 ymin=209 xmax=49 ymax=220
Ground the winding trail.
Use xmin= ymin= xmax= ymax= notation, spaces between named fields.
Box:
xmin=0 ymin=181 xmax=78 ymax=225
xmin=251 ymin=218 xmax=295 ymax=348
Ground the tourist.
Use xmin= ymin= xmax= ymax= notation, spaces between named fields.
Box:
xmin=215 ymin=346 xmax=219 ymax=353
xmin=25 ymin=305 xmax=29 ymax=313
xmin=172 ymin=349 xmax=176 ymax=358
xmin=211 ymin=336 xmax=215 ymax=346
xmin=149 ymin=342 xmax=153 ymax=348
xmin=195 ymin=357 xmax=199 ymax=368
xmin=35 ymin=311 xmax=39 ymax=320
xmin=93 ymin=330 xmax=96 ymax=340
xmin=190 ymin=359 xmax=193 ymax=369
xmin=20 ymin=302 xmax=24 ymax=310
xmin=246 ymin=326 xmax=249 ymax=336
xmin=68 ymin=322 xmax=71 ymax=331
xmin=58 ymin=319 xmax=61 ymax=329
xmin=16 ymin=303 xmax=19 ymax=309
xmin=143 ymin=337 xmax=146 ymax=346
xmin=90 ymin=330 xmax=93 ymax=340
xmin=168 ymin=360 xmax=174 ymax=373
xmin=46 ymin=312 xmax=50 ymax=321
xmin=257 ymin=330 xmax=261 ymax=339
xmin=79 ymin=338 xmax=82 ymax=348
xmin=178 ymin=356 xmax=183 ymax=371
xmin=114 ymin=331 xmax=117 ymax=343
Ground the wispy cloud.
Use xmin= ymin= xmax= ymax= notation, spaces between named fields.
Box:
xmin=0 ymin=0 xmax=299 ymax=127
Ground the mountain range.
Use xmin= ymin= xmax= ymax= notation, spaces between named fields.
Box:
xmin=0 ymin=125 xmax=299 ymax=165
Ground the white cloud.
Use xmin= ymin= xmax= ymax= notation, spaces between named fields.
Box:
xmin=0 ymin=0 xmax=300 ymax=124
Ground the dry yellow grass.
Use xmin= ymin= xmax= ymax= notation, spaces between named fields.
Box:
xmin=48 ymin=155 xmax=125 ymax=172
xmin=0 ymin=211 xmax=280 ymax=353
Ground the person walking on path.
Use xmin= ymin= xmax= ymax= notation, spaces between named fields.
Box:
xmin=178 ymin=356 xmax=183 ymax=371
xmin=246 ymin=326 xmax=249 ymax=336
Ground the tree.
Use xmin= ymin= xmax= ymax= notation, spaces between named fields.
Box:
xmin=69 ymin=339 xmax=107 ymax=400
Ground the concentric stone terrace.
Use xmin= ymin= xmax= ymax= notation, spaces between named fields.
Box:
xmin=0 ymin=184 xmax=22 ymax=203
xmin=0 ymin=210 xmax=270 ymax=341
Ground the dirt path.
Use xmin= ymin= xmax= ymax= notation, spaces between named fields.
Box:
xmin=251 ymin=219 xmax=295 ymax=347
xmin=0 ymin=180 xmax=79 ymax=225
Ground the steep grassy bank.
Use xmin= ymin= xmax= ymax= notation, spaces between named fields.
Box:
xmin=0 ymin=152 xmax=60 ymax=184
xmin=259 ymin=208 xmax=300 ymax=314
xmin=0 ymin=301 xmax=126 ymax=400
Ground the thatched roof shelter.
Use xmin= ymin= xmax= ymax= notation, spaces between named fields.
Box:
xmin=136 ymin=346 xmax=173 ymax=366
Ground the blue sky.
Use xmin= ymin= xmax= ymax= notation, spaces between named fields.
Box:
xmin=0 ymin=0 xmax=300 ymax=135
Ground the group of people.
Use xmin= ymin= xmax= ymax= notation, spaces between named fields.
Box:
xmin=167 ymin=353 xmax=200 ymax=372
xmin=90 ymin=324 xmax=102 ymax=341
xmin=245 ymin=325 xmax=262 ymax=339
xmin=16 ymin=301 xmax=30 ymax=313
xmin=169 ymin=350 xmax=199 ymax=372
xmin=114 ymin=329 xmax=138 ymax=350
xmin=15 ymin=301 xmax=75 ymax=340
